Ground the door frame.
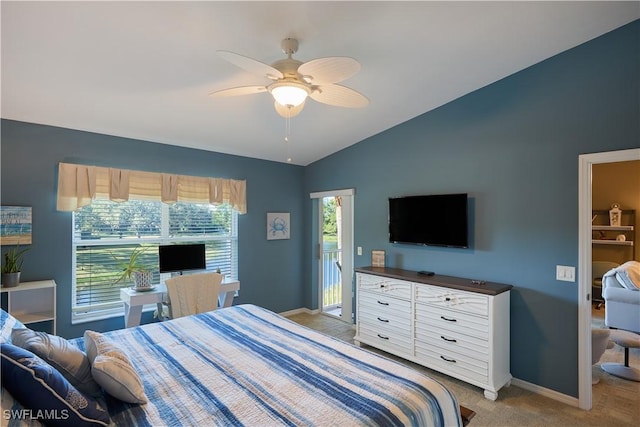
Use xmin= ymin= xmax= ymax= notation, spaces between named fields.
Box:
xmin=310 ymin=188 xmax=355 ymax=323
xmin=577 ymin=148 xmax=640 ymax=409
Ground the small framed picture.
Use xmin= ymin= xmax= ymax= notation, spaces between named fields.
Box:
xmin=1 ymin=206 xmax=32 ymax=245
xmin=267 ymin=212 xmax=290 ymax=240
xmin=371 ymin=250 xmax=385 ymax=267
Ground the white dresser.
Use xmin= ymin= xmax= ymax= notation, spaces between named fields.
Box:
xmin=354 ymin=267 xmax=512 ymax=400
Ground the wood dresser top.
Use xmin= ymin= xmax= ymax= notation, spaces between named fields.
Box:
xmin=355 ymin=266 xmax=513 ymax=296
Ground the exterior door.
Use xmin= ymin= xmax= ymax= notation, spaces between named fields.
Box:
xmin=311 ymin=189 xmax=354 ymax=323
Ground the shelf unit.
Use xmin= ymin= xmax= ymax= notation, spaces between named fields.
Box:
xmin=592 ymin=209 xmax=635 ymax=259
xmin=1 ymin=280 xmax=56 ymax=334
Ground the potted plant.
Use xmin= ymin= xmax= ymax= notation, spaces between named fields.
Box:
xmin=1 ymin=245 xmax=30 ymax=287
xmin=111 ymin=247 xmax=154 ymax=290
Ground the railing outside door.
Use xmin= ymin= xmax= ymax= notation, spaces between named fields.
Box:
xmin=322 ymin=247 xmax=342 ymax=315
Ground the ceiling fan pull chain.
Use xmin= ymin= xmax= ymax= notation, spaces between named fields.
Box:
xmin=285 ymin=107 xmax=292 ymax=163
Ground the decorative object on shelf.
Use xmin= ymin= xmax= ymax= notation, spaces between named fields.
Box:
xmin=1 ymin=244 xmax=30 ymax=288
xmin=371 ymin=250 xmax=385 ymax=267
xmin=609 ymin=203 xmax=622 ymax=227
xmin=0 ymin=206 xmax=32 ymax=245
xmin=267 ymin=212 xmax=290 ymax=240
xmin=111 ymin=247 xmax=153 ymax=290
xmin=617 ymin=234 xmax=627 ymax=242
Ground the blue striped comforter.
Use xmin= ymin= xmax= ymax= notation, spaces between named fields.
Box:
xmin=7 ymin=304 xmax=463 ymax=426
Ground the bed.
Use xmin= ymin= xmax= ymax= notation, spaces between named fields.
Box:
xmin=1 ymin=304 xmax=468 ymax=426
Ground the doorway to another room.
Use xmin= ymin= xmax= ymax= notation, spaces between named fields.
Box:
xmin=578 ymin=148 xmax=640 ymax=410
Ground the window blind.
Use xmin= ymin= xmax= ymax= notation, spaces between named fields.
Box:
xmin=72 ymin=199 xmax=237 ymax=322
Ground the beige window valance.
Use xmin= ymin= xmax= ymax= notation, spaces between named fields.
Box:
xmin=56 ymin=162 xmax=247 ymax=214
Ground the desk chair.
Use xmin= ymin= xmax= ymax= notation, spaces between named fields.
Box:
xmin=164 ymin=272 xmax=223 ymax=319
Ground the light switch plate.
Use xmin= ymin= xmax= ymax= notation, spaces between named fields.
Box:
xmin=556 ymin=265 xmax=575 ymax=282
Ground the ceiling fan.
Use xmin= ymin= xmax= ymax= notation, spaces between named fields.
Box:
xmin=210 ymin=38 xmax=369 ymax=118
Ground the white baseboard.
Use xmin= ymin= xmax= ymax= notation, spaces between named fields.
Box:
xmin=510 ymin=378 xmax=579 ymax=407
xmin=279 ymin=307 xmax=320 ymax=317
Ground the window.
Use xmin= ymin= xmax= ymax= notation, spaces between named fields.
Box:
xmin=72 ymin=199 xmax=237 ymax=323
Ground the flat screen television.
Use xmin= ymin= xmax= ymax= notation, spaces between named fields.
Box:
xmin=158 ymin=243 xmax=206 ymax=273
xmin=389 ymin=193 xmax=468 ymax=248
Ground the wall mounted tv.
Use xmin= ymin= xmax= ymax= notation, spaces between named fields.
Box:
xmin=158 ymin=243 xmax=206 ymax=273
xmin=389 ymin=193 xmax=469 ymax=248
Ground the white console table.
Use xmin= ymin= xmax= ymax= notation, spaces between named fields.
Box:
xmin=120 ymin=280 xmax=239 ymax=328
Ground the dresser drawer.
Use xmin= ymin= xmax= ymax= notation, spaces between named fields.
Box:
xmin=415 ymin=303 xmax=489 ymax=340
xmin=415 ymin=340 xmax=488 ymax=385
xmin=359 ymin=289 xmax=410 ymax=315
xmin=358 ymin=273 xmax=412 ymax=300
xmin=358 ymin=324 xmax=412 ymax=355
xmin=359 ymin=304 xmax=411 ymax=332
xmin=415 ymin=322 xmax=488 ymax=361
xmin=415 ymin=284 xmax=488 ymax=316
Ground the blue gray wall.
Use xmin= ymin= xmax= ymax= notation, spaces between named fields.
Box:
xmin=0 ymin=122 xmax=305 ymax=338
xmin=1 ymin=20 xmax=638 ymax=399
xmin=303 ymin=20 xmax=639 ymax=397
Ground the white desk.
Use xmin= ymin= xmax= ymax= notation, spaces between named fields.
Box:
xmin=120 ymin=280 xmax=240 ymax=328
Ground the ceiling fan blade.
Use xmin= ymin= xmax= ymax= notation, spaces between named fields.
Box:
xmin=217 ymin=51 xmax=283 ymax=80
xmin=310 ymin=84 xmax=369 ymax=108
xmin=274 ymin=101 xmax=305 ymax=118
xmin=298 ymin=57 xmax=361 ymax=84
xmin=209 ymin=85 xmax=267 ymax=97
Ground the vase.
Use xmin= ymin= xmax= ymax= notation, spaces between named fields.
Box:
xmin=133 ymin=271 xmax=153 ymax=289
xmin=1 ymin=272 xmax=21 ymax=288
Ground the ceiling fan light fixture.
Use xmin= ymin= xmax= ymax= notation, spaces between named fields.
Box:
xmin=269 ymin=82 xmax=310 ymax=107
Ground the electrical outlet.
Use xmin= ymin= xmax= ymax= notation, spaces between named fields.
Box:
xmin=357 ymin=246 xmax=362 ymax=256
xmin=556 ymin=265 xmax=575 ymax=282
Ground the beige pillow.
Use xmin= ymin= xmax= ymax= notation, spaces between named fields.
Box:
xmin=84 ymin=330 xmax=147 ymax=404
xmin=11 ymin=328 xmax=101 ymax=397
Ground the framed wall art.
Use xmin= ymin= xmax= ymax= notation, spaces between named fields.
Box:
xmin=1 ymin=206 xmax=32 ymax=245
xmin=267 ymin=212 xmax=290 ymax=240
xmin=371 ymin=250 xmax=385 ymax=267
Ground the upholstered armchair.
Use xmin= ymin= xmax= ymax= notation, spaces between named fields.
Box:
xmin=602 ymin=261 xmax=640 ymax=333
xmin=592 ymin=261 xmax=619 ymax=308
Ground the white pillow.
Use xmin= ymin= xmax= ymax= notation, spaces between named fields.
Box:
xmin=615 ymin=261 xmax=640 ymax=291
xmin=0 ymin=309 xmax=26 ymax=344
xmin=84 ymin=330 xmax=147 ymax=404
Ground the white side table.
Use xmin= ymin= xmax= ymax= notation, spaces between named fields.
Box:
xmin=120 ymin=280 xmax=240 ymax=328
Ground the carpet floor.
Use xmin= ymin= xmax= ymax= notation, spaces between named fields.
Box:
xmin=287 ymin=308 xmax=640 ymax=427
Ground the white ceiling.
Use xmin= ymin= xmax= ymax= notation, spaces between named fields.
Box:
xmin=2 ymin=2 xmax=638 ymax=165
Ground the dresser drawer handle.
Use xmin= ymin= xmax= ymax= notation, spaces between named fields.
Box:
xmin=441 ymin=335 xmax=457 ymax=343
xmin=445 ymin=297 xmax=451 ymax=301
xmin=440 ymin=316 xmax=457 ymax=322
xmin=377 ymin=334 xmax=390 ymax=340
xmin=380 ymin=284 xmax=387 ymax=288
xmin=377 ymin=300 xmax=389 ymax=306
xmin=377 ymin=317 xmax=389 ymax=323
xmin=440 ymin=355 xmax=456 ymax=363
